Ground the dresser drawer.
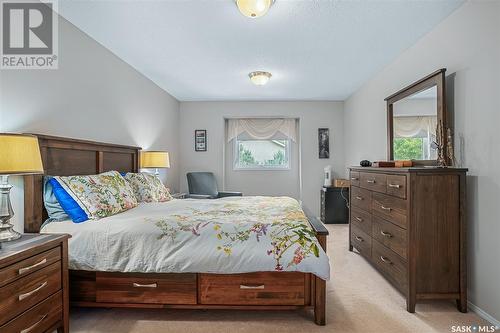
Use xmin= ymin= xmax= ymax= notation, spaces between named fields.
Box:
xmin=372 ymin=216 xmax=407 ymax=259
xmin=351 ymin=225 xmax=372 ymax=258
xmin=0 ymin=262 xmax=61 ymax=325
xmin=351 ymin=186 xmax=372 ymax=212
xmin=386 ymin=175 xmax=407 ymax=199
xmin=372 ymin=240 xmax=407 ymax=291
xmin=350 ymin=171 xmax=360 ymax=187
xmin=0 ymin=291 xmax=62 ymax=333
xmin=199 ymin=272 xmax=305 ymax=305
xmin=360 ymin=172 xmax=387 ymax=193
xmin=372 ymin=192 xmax=407 ymax=229
xmin=350 ymin=207 xmax=372 ymax=235
xmin=0 ymin=247 xmax=61 ymax=288
xmin=96 ymin=272 xmax=197 ymax=304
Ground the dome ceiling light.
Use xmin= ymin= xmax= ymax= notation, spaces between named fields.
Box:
xmin=236 ymin=0 xmax=275 ymax=18
xmin=249 ymin=71 xmax=272 ymax=86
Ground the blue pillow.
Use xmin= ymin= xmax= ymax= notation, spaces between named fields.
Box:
xmin=43 ymin=176 xmax=70 ymax=222
xmin=49 ymin=178 xmax=89 ymax=223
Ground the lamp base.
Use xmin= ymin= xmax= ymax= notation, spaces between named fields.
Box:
xmin=0 ymin=222 xmax=21 ymax=242
xmin=0 ymin=175 xmax=21 ymax=248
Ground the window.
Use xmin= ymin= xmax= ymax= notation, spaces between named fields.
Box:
xmin=234 ymin=139 xmax=290 ymax=170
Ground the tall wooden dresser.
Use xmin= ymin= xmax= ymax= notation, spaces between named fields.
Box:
xmin=348 ymin=167 xmax=467 ymax=313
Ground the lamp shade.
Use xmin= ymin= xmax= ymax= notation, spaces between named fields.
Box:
xmin=140 ymin=151 xmax=170 ymax=169
xmin=0 ymin=134 xmax=44 ymax=175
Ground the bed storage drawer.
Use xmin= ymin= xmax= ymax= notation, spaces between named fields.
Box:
xmin=0 ymin=291 xmax=62 ymax=333
xmin=96 ymin=272 xmax=197 ymax=304
xmin=199 ymin=272 xmax=305 ymax=305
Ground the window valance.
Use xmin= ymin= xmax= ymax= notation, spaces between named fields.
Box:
xmin=394 ymin=116 xmax=437 ymax=139
xmin=227 ymin=118 xmax=297 ymax=142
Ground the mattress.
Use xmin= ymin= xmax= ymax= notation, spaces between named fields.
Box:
xmin=41 ymin=196 xmax=330 ymax=280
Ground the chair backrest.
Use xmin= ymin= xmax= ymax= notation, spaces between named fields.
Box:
xmin=186 ymin=172 xmax=219 ymax=197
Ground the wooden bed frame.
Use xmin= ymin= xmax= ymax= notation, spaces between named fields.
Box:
xmin=23 ymin=134 xmax=329 ymax=325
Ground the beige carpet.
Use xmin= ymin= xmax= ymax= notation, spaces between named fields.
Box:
xmin=69 ymin=225 xmax=489 ymax=333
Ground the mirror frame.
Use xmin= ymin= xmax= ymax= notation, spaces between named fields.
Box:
xmin=385 ymin=68 xmax=448 ymax=166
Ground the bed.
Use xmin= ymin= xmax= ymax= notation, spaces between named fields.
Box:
xmin=23 ymin=134 xmax=330 ymax=325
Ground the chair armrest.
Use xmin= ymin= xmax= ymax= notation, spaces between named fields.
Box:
xmin=302 ymin=206 xmax=329 ymax=236
xmin=186 ymin=194 xmax=217 ymax=199
xmin=217 ymin=191 xmax=243 ymax=198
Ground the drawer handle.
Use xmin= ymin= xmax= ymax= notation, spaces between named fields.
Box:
xmin=388 ymin=184 xmax=401 ymax=188
xmin=355 ymin=217 xmax=363 ymax=222
xmin=133 ymin=282 xmax=158 ymax=288
xmin=355 ymin=236 xmax=364 ymax=242
xmin=240 ymin=284 xmax=265 ymax=289
xmin=366 ymin=179 xmax=376 ymax=183
xmin=18 ymin=258 xmax=47 ymax=275
xmin=18 ymin=281 xmax=47 ymax=301
xmin=355 ymin=196 xmax=363 ymax=201
xmin=381 ymin=205 xmax=392 ymax=211
xmin=20 ymin=314 xmax=48 ymax=333
xmin=380 ymin=230 xmax=393 ymax=238
xmin=380 ymin=256 xmax=393 ymax=264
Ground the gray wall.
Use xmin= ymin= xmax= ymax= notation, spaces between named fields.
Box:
xmin=0 ymin=16 xmax=180 ymax=233
xmin=344 ymin=1 xmax=500 ymax=323
xmin=179 ymin=101 xmax=345 ymax=216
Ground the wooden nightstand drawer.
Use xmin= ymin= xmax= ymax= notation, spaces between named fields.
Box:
xmin=0 ymin=247 xmax=60 ymax=288
xmin=199 ymin=272 xmax=305 ymax=306
xmin=0 ymin=262 xmax=61 ymax=325
xmin=0 ymin=291 xmax=62 ymax=333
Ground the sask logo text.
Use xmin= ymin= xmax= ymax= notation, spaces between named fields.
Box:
xmin=1 ymin=0 xmax=58 ymax=69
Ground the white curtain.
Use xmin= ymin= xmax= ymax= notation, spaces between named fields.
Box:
xmin=394 ymin=116 xmax=437 ymax=138
xmin=227 ymin=118 xmax=297 ymax=142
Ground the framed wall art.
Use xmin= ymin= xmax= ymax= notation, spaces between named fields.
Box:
xmin=195 ymin=129 xmax=207 ymax=152
xmin=318 ymin=128 xmax=330 ymax=159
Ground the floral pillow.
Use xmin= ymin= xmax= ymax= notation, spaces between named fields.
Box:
xmin=124 ymin=173 xmax=173 ymax=203
xmin=53 ymin=171 xmax=138 ymax=220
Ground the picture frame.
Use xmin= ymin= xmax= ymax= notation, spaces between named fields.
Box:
xmin=318 ymin=128 xmax=330 ymax=159
xmin=195 ymin=129 xmax=207 ymax=152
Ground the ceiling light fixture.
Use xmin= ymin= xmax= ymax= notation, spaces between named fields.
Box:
xmin=236 ymin=0 xmax=275 ymax=18
xmin=249 ymin=71 xmax=272 ymax=86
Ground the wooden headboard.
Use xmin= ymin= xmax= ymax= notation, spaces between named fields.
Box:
xmin=23 ymin=134 xmax=141 ymax=233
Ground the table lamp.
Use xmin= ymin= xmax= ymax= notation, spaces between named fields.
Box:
xmin=0 ymin=134 xmax=44 ymax=244
xmin=140 ymin=151 xmax=170 ymax=177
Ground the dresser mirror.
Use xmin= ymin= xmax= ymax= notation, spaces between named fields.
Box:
xmin=385 ymin=69 xmax=449 ymax=165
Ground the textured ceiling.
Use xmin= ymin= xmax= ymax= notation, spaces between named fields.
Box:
xmin=57 ymin=0 xmax=463 ymax=101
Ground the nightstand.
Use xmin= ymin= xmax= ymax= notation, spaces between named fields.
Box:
xmin=0 ymin=234 xmax=70 ymax=333
xmin=172 ymin=193 xmax=188 ymax=199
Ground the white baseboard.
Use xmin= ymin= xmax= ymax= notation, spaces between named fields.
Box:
xmin=468 ymin=301 xmax=500 ymax=328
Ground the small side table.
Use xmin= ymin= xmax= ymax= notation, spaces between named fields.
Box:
xmin=0 ymin=233 xmax=70 ymax=333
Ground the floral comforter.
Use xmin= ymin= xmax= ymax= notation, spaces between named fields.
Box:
xmin=41 ymin=196 xmax=330 ymax=280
